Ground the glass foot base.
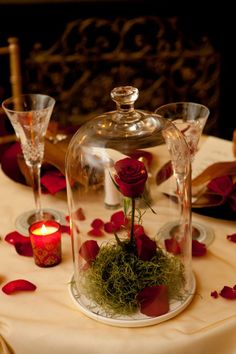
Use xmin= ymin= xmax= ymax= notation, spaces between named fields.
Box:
xmin=158 ymin=221 xmax=215 ymax=247
xmin=15 ymin=208 xmax=66 ymax=235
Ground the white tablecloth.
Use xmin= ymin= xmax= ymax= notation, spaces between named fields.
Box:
xmin=1 ymin=137 xmax=236 ymax=354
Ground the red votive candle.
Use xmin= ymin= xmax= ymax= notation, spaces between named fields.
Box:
xmin=29 ymin=220 xmax=62 ymax=267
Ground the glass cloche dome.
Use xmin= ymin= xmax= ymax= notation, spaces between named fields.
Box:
xmin=66 ymin=86 xmax=195 ymax=327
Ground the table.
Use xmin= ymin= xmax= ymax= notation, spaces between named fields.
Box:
xmin=1 ymin=136 xmax=236 ymax=354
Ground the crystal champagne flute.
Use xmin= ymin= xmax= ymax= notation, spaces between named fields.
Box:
xmin=2 ymin=93 xmax=64 ymax=234
xmin=155 ymin=102 xmax=215 ymax=246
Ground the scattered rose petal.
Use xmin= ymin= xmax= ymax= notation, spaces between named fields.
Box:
xmin=136 ymin=234 xmax=156 ymax=261
xmin=104 ymin=222 xmax=120 ymax=233
xmin=219 ymin=286 xmax=236 ymax=299
xmin=76 ymin=207 xmax=86 ymax=221
xmin=137 ymin=285 xmax=169 ymax=317
xmin=60 ymin=225 xmax=71 ymax=235
xmin=110 ymin=210 xmax=128 ymax=228
xmin=91 ymin=218 xmax=104 ymax=229
xmin=66 ymin=215 xmax=70 ymax=223
xmin=15 ymin=241 xmax=33 ymax=257
xmin=5 ymin=231 xmax=27 ymax=245
xmin=87 ymin=228 xmax=104 ymax=237
xmin=164 ymin=238 xmax=181 ymax=255
xmin=2 ymin=279 xmax=37 ymax=295
xmin=211 ymin=290 xmax=219 ymax=298
xmin=5 ymin=231 xmax=33 ymax=257
xmin=79 ymin=240 xmax=100 ymax=264
xmin=192 ymin=239 xmax=207 ymax=257
xmin=227 ymin=233 xmax=236 ymax=242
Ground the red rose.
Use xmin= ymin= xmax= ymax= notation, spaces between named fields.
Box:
xmin=114 ymin=158 xmax=148 ymax=198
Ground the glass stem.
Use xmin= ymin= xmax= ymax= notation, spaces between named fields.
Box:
xmin=30 ymin=163 xmax=43 ymax=220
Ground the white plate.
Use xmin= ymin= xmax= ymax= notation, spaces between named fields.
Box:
xmin=69 ymin=273 xmax=196 ymax=328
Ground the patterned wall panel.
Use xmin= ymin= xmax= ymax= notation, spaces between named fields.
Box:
xmin=25 ymin=16 xmax=220 ymax=135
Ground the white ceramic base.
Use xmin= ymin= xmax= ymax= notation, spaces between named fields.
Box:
xmin=158 ymin=220 xmax=215 ymax=247
xmin=15 ymin=208 xmax=66 ymax=235
xmin=69 ymin=273 xmax=196 ymax=327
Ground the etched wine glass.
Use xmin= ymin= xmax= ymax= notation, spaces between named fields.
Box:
xmin=2 ymin=93 xmax=64 ymax=234
xmin=155 ymin=102 xmax=215 ymax=246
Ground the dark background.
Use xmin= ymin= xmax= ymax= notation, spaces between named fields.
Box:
xmin=0 ymin=0 xmax=235 ymax=140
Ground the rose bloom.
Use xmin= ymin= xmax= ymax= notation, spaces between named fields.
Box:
xmin=114 ymin=158 xmax=148 ymax=198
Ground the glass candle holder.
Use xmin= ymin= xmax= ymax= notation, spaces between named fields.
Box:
xmin=29 ymin=220 xmax=62 ymax=267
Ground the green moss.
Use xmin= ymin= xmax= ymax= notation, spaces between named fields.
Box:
xmin=80 ymin=240 xmax=185 ymax=316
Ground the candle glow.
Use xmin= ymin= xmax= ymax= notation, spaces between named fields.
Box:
xmin=32 ymin=224 xmax=58 ymax=236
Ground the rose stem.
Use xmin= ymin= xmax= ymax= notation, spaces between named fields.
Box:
xmin=130 ymin=198 xmax=135 ymax=247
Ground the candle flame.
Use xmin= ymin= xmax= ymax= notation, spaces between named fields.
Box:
xmin=41 ymin=224 xmax=47 ymax=235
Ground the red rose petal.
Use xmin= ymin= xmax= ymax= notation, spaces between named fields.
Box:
xmin=110 ymin=210 xmax=128 ymax=227
xmin=2 ymin=279 xmax=37 ymax=295
xmin=219 ymin=286 xmax=236 ymax=299
xmin=133 ymin=224 xmax=145 ymax=238
xmin=91 ymin=218 xmax=104 ymax=229
xmin=5 ymin=231 xmax=33 ymax=257
xmin=137 ymin=285 xmax=169 ymax=317
xmin=227 ymin=233 xmax=236 ymax=242
xmin=211 ymin=290 xmax=219 ymax=298
xmin=76 ymin=207 xmax=86 ymax=221
xmin=136 ymin=234 xmax=157 ymax=261
xmin=192 ymin=239 xmax=207 ymax=257
xmin=79 ymin=240 xmax=100 ymax=264
xmin=60 ymin=225 xmax=71 ymax=235
xmin=104 ymin=222 xmax=120 ymax=233
xmin=87 ymin=228 xmax=104 ymax=237
xmin=164 ymin=238 xmax=181 ymax=255
xmin=5 ymin=231 xmax=27 ymax=245
xmin=15 ymin=241 xmax=33 ymax=257
xmin=66 ymin=215 xmax=70 ymax=223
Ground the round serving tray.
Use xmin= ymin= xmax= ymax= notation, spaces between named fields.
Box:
xmin=69 ymin=273 xmax=196 ymax=328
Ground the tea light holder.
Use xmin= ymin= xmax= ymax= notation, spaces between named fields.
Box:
xmin=29 ymin=220 xmax=62 ymax=267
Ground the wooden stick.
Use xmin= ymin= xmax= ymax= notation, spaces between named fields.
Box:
xmin=233 ymin=129 xmax=236 ymax=157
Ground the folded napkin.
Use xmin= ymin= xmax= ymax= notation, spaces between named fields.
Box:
xmin=1 ymin=142 xmax=26 ymax=184
xmin=192 ymin=175 xmax=236 ymax=220
xmin=156 ymin=158 xmax=236 ymax=220
xmin=1 ymin=142 xmax=67 ymax=195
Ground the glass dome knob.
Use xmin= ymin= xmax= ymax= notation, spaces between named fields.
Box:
xmin=111 ymin=86 xmax=139 ymax=111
